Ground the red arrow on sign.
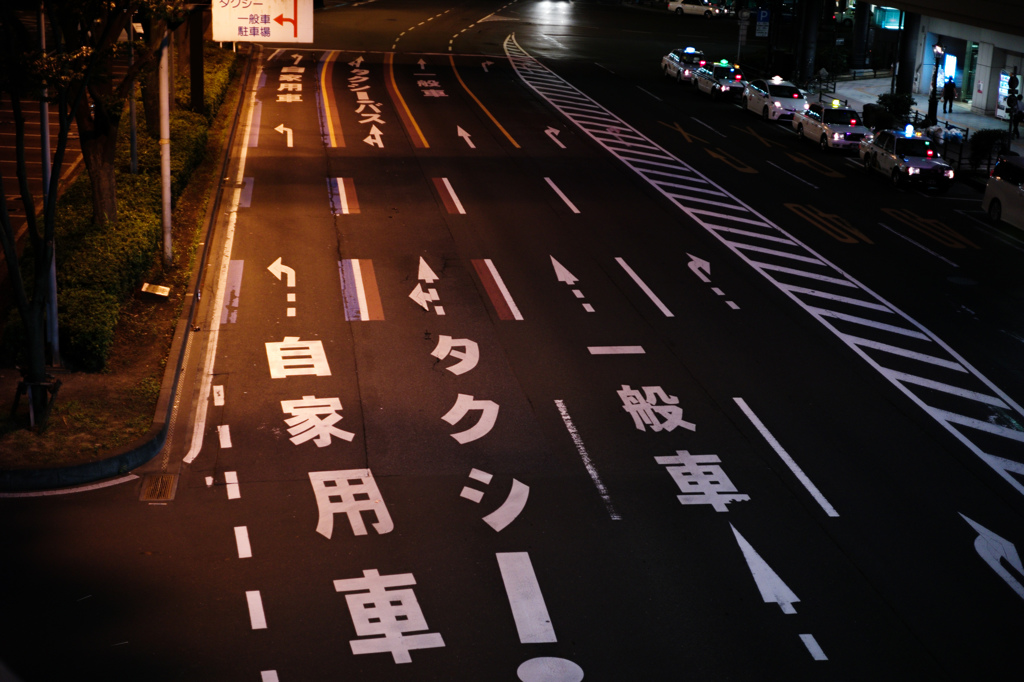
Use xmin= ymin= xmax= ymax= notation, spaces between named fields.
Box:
xmin=274 ymin=0 xmax=298 ymax=38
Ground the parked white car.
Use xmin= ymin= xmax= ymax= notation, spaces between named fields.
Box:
xmin=983 ymin=157 xmax=1024 ymax=229
xmin=661 ymin=46 xmax=705 ymax=83
xmin=742 ymin=77 xmax=808 ymax=121
xmin=667 ymin=0 xmax=731 ymax=19
xmin=858 ymin=128 xmax=955 ymax=191
xmin=791 ymin=99 xmax=871 ymax=151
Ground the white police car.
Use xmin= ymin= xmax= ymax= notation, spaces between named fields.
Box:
xmin=742 ymin=76 xmax=808 ymax=121
xmin=792 ymin=99 xmax=871 ymax=151
xmin=692 ymin=59 xmax=745 ymax=99
xmin=662 ymin=47 xmax=705 ymax=84
xmin=858 ymin=126 xmax=955 ymax=190
xmin=667 ymin=0 xmax=732 ymax=18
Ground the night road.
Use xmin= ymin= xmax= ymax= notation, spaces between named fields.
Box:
xmin=3 ymin=2 xmax=1024 ymax=680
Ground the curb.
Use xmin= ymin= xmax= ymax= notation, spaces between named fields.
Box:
xmin=0 ymin=49 xmax=254 ymax=494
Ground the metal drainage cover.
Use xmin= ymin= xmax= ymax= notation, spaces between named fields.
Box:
xmin=140 ymin=474 xmax=178 ymax=501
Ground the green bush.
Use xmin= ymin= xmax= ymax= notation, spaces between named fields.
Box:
xmin=59 ymin=289 xmax=121 ymax=371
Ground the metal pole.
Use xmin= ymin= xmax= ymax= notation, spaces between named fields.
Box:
xmin=129 ymin=18 xmax=138 ymax=174
xmin=40 ymin=2 xmax=60 ymax=367
xmin=160 ymin=29 xmax=172 ymax=267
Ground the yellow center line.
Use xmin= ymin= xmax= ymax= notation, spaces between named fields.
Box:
xmin=386 ymin=52 xmax=429 ymax=148
xmin=449 ymin=55 xmax=520 ymax=149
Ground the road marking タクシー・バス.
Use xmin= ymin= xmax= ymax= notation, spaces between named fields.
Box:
xmin=504 ymin=33 xmax=1024 ymax=498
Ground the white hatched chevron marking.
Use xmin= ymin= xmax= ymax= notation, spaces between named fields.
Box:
xmin=503 ymin=34 xmax=1024 ymax=495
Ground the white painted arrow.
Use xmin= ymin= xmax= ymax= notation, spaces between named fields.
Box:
xmin=545 ymin=126 xmax=566 ymax=149
xmin=409 ymin=283 xmax=439 ymax=310
xmin=961 ymin=513 xmax=1024 ymax=600
xmin=418 ymin=257 xmax=439 ymax=283
xmin=481 ymin=60 xmax=494 ymax=72
xmin=687 ymin=253 xmax=711 ymax=283
xmin=267 ymin=257 xmax=296 ymax=287
xmin=417 ymin=58 xmax=427 ymax=69
xmin=550 ymin=256 xmax=578 ymax=285
xmin=457 ymin=126 xmax=476 ymax=149
xmin=363 ymin=125 xmax=384 ymax=148
xmin=731 ymin=524 xmax=800 ymax=614
xmin=349 ymin=55 xmax=364 ymax=68
xmin=274 ymin=123 xmax=293 ymax=148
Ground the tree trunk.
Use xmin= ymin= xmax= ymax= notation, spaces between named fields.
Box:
xmin=75 ymin=89 xmax=121 ymax=226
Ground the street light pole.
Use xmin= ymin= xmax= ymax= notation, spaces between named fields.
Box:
xmin=926 ymin=42 xmax=943 ymax=125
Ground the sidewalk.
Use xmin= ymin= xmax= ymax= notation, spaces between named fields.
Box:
xmin=830 ymin=77 xmax=1024 ymax=157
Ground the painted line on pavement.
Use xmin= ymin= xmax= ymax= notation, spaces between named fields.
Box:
xmin=472 ymin=259 xmax=523 ymax=320
xmin=588 ymin=346 xmax=645 ymax=355
xmin=878 ymin=222 xmax=959 ymax=267
xmin=234 ymin=526 xmax=252 ymax=558
xmin=496 ymin=552 xmax=557 ymax=643
xmin=433 ymin=177 xmax=466 ymax=214
xmin=450 ymin=54 xmax=520 ymax=148
xmin=544 ymin=177 xmax=580 ymax=213
xmin=338 ymin=259 xmax=385 ymax=321
xmin=615 ymin=257 xmax=674 ymax=317
xmin=328 ymin=177 xmax=359 ymax=215
xmin=800 ymin=634 xmax=828 ymax=660
xmin=218 ymin=424 xmax=233 ymax=449
xmin=734 ymin=397 xmax=839 ymax=517
xmin=317 ymin=51 xmax=345 ymax=147
xmin=386 ymin=52 xmax=429 ymax=148
xmin=220 ymin=260 xmax=244 ymax=324
xmin=0 ymin=474 xmax=139 ymax=498
xmin=555 ymin=399 xmax=620 ymax=520
xmin=225 ymin=471 xmax=241 ymax=500
xmin=260 ymin=672 xmax=279 ymax=682
xmin=246 ymin=590 xmax=267 ymax=629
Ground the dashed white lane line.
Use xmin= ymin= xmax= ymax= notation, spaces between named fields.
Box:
xmin=544 ymin=177 xmax=580 ymax=214
xmin=555 ymin=399 xmax=620 ymax=520
xmin=225 ymin=471 xmax=241 ymax=500
xmin=260 ymin=672 xmax=279 ymax=682
xmin=246 ymin=590 xmax=267 ymax=629
xmin=587 ymin=346 xmax=645 ymax=355
xmin=800 ymin=633 xmax=828 ymax=661
xmin=234 ymin=526 xmax=252 ymax=558
xmin=615 ymin=257 xmax=674 ymax=317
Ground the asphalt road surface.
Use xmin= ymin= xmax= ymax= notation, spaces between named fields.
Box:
xmin=3 ymin=2 xmax=1024 ymax=680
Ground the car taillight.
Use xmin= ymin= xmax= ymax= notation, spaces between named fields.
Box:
xmin=849 ymin=119 xmax=857 ymax=125
xmin=927 ymin=150 xmax=933 ymax=157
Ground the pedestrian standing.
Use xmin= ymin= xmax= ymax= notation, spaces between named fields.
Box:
xmin=942 ymin=78 xmax=956 ymax=114
xmin=1013 ymin=97 xmax=1023 ymax=139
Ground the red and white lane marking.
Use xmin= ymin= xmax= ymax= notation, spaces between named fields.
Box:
xmin=472 ymin=258 xmax=524 ymax=320
xmin=433 ymin=177 xmax=466 ymax=214
xmin=544 ymin=177 xmax=580 ymax=213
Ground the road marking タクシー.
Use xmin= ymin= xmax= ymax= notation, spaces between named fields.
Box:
xmin=505 ymin=34 xmax=1024 ymax=500
xmin=472 ymin=258 xmax=523 ymax=320
xmin=246 ymin=590 xmax=267 ymax=629
xmin=555 ymin=399 xmax=620 ymax=520
xmin=734 ymin=397 xmax=838 ymax=517
xmin=496 ymin=552 xmax=557 ymax=643
xmin=615 ymin=257 xmax=674 ymax=317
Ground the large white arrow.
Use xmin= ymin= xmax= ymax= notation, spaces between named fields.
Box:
xmin=457 ymin=126 xmax=476 ymax=149
xmin=550 ymin=256 xmax=578 ymax=285
xmin=409 ymin=283 xmax=439 ymax=310
xmin=545 ymin=126 xmax=566 ymax=149
xmin=363 ymin=124 xmax=384 ymax=148
xmin=731 ymin=524 xmax=800 ymax=614
xmin=267 ymin=257 xmax=296 ymax=287
xmin=417 ymin=58 xmax=427 ymax=70
xmin=418 ymin=256 xmax=439 ymax=283
xmin=960 ymin=513 xmax=1024 ymax=600
xmin=687 ymin=253 xmax=711 ymax=283
xmin=274 ymin=123 xmax=293 ymax=148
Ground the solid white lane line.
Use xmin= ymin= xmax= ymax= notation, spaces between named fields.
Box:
xmin=441 ymin=177 xmax=466 ymax=214
xmin=234 ymin=526 xmax=252 ymax=558
xmin=800 ymin=634 xmax=828 ymax=661
xmin=496 ymin=552 xmax=556 ymax=643
xmin=878 ymin=222 xmax=959 ymax=267
xmin=765 ymin=161 xmax=819 ymax=189
xmin=588 ymin=345 xmax=645 ymax=355
xmin=615 ymin=257 xmax=674 ymax=317
xmin=246 ymin=590 xmax=267 ymax=629
xmin=733 ymin=398 xmax=839 ymax=518
xmin=483 ymin=259 xmax=524 ymax=320
xmin=225 ymin=471 xmax=241 ymax=500
xmin=0 ymin=475 xmax=138 ymax=498
xmin=555 ymin=399 xmax=620 ymax=520
xmin=544 ymin=177 xmax=580 ymax=213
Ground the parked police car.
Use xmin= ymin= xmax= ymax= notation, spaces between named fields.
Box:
xmin=742 ymin=77 xmax=808 ymax=121
xmin=662 ymin=47 xmax=705 ymax=84
xmin=791 ymin=99 xmax=871 ymax=151
xmin=692 ymin=59 xmax=745 ymax=99
xmin=858 ymin=127 xmax=955 ymax=190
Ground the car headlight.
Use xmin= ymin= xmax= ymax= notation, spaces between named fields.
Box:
xmin=773 ymin=101 xmax=782 ymax=108
xmin=944 ymin=169 xmax=955 ymax=179
xmin=906 ymin=167 xmax=920 ymax=175
xmin=832 ymin=132 xmax=844 ymax=141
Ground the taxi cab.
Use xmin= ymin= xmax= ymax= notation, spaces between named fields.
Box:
xmin=742 ymin=76 xmax=808 ymax=121
xmin=858 ymin=126 xmax=955 ymax=190
xmin=791 ymin=98 xmax=871 ymax=151
xmin=692 ymin=59 xmax=745 ymax=99
xmin=662 ymin=47 xmax=705 ymax=84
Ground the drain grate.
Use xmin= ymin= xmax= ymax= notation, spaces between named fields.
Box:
xmin=139 ymin=473 xmax=178 ymax=501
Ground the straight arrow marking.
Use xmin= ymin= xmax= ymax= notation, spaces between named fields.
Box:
xmin=457 ymin=126 xmax=476 ymax=148
xmin=730 ymin=524 xmax=800 ymax=614
xmin=418 ymin=256 xmax=439 ymax=283
xmin=687 ymin=253 xmax=711 ymax=283
xmin=960 ymin=513 xmax=1024 ymax=600
xmin=550 ymin=256 xmax=578 ymax=285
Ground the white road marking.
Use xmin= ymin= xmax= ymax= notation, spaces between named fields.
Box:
xmin=878 ymin=222 xmax=959 ymax=267
xmin=766 ymin=161 xmax=819 ymax=189
xmin=213 ymin=385 xmax=224 ymax=406
xmin=217 ymin=424 xmax=232 ymax=449
xmin=730 ymin=524 xmax=800 ymax=614
xmin=260 ymin=672 xmax=280 ymax=682
xmin=440 ymin=177 xmax=466 ymax=214
xmin=800 ymin=633 xmax=828 ymax=661
xmin=496 ymin=552 xmax=556 ymax=643
xmin=469 ymin=468 xmax=492 ymax=484
xmin=246 ymin=590 xmax=267 ymax=629
xmin=460 ymin=487 xmax=485 ymax=503
xmin=544 ymin=177 xmax=580 ymax=213
xmin=555 ymin=399 xmax=620 ymax=520
xmin=225 ymin=471 xmax=241 ymax=500
xmin=615 ymin=257 xmax=674 ymax=317
xmin=0 ymin=475 xmax=138 ymax=498
xmin=482 ymin=258 xmax=524 ymax=320
xmin=587 ymin=345 xmax=645 ymax=355
xmin=734 ymin=397 xmax=839 ymax=517
xmin=483 ymin=479 xmax=530 ymax=532
xmin=234 ymin=526 xmax=252 ymax=558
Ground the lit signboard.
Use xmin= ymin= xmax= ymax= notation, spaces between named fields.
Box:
xmin=212 ymin=0 xmax=313 ymax=43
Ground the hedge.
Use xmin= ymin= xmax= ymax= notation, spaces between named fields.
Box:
xmin=2 ymin=43 xmax=238 ymax=370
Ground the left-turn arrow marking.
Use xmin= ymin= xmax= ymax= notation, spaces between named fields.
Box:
xmin=274 ymin=123 xmax=293 ymax=147
xmin=267 ymin=257 xmax=296 ymax=287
